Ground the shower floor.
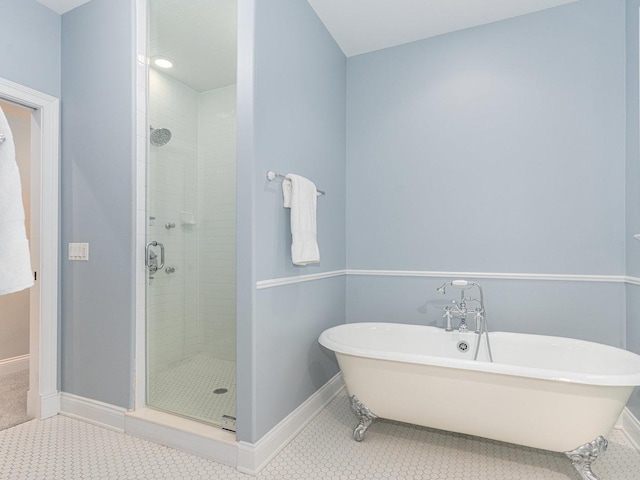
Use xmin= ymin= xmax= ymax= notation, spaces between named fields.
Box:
xmin=147 ymin=354 xmax=236 ymax=426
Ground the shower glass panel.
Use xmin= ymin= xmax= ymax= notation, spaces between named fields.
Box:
xmin=146 ymin=0 xmax=237 ymax=427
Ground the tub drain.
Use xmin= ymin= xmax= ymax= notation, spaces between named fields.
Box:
xmin=457 ymin=341 xmax=469 ymax=353
xmin=213 ymin=388 xmax=228 ymax=395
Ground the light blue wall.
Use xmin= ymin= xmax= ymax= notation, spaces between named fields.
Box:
xmin=628 ymin=0 xmax=640 ymax=279
xmin=6 ymin=0 xmax=637 ymax=441
xmin=345 ymin=0 xmax=627 ymax=344
xmin=0 ymin=0 xmax=135 ymax=407
xmin=252 ymin=3 xmax=346 ymax=281
xmin=626 ymin=0 xmax=640 ymax=419
xmin=0 ymin=0 xmax=61 ymax=98
xmin=60 ymin=0 xmax=136 ymax=408
xmin=254 ymin=279 xmax=345 ymax=440
xmin=237 ymin=0 xmax=346 ymax=442
xmin=348 ymin=275 xmax=624 ymax=346
xmin=347 ymin=0 xmax=625 ymax=275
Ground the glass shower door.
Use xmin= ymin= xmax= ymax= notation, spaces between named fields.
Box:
xmin=145 ymin=0 xmax=237 ymax=427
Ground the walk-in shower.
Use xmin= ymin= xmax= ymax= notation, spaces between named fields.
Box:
xmin=145 ymin=0 xmax=237 ymax=428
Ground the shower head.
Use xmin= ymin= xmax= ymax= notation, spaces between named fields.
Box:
xmin=436 ymin=283 xmax=447 ymax=295
xmin=150 ymin=126 xmax=171 ymax=146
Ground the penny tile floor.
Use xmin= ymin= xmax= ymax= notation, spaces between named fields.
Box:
xmin=1 ymin=391 xmax=639 ymax=479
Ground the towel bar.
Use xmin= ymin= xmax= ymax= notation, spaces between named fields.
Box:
xmin=266 ymin=170 xmax=325 ymax=196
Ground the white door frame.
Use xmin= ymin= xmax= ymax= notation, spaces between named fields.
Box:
xmin=0 ymin=76 xmax=60 ymax=419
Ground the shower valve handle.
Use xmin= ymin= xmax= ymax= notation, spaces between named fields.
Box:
xmin=145 ymin=241 xmax=165 ymax=274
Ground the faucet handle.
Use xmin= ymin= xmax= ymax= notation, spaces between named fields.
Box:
xmin=443 ymin=306 xmax=453 ymax=332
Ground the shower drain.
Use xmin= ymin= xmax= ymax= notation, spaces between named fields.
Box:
xmin=213 ymin=388 xmax=228 ymax=395
xmin=457 ymin=341 xmax=470 ymax=353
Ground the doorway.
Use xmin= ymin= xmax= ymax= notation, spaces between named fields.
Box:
xmin=0 ymin=76 xmax=60 ymax=421
xmin=0 ymin=99 xmax=33 ymax=429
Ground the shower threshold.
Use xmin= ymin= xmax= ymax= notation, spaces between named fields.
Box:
xmin=143 ymin=403 xmax=232 ymax=430
xmin=125 ymin=407 xmax=238 ymax=467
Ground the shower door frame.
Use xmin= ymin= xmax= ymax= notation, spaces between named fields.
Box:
xmin=134 ymin=0 xmax=239 ymax=424
xmin=133 ymin=0 xmax=148 ymax=410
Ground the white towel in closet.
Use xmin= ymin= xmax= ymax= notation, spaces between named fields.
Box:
xmin=0 ymin=106 xmax=33 ymax=295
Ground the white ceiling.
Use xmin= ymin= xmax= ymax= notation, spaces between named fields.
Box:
xmin=307 ymin=0 xmax=579 ymax=57
xmin=35 ymin=0 xmax=578 ymax=90
xmin=149 ymin=0 xmax=237 ymax=93
xmin=36 ymin=0 xmax=91 ymax=15
xmin=36 ymin=0 xmax=237 ymax=93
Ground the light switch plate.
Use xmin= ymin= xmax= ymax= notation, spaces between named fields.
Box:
xmin=69 ymin=242 xmax=89 ymax=261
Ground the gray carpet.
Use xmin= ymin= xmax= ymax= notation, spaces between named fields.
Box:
xmin=0 ymin=369 xmax=32 ymax=431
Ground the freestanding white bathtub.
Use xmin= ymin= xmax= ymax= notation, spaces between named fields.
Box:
xmin=319 ymin=322 xmax=640 ymax=480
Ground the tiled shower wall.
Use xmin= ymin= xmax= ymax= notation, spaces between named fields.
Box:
xmin=147 ymin=69 xmax=200 ymax=373
xmin=147 ymin=68 xmax=237 ymax=373
xmin=198 ymin=85 xmax=237 ymax=363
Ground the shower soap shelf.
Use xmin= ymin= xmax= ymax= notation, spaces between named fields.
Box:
xmin=180 ymin=211 xmax=196 ymax=225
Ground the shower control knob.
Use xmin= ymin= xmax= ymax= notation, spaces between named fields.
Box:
xmin=165 ymin=266 xmax=176 ymax=274
xmin=165 ymin=222 xmax=176 ymax=230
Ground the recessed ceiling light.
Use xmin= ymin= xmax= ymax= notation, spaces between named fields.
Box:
xmin=153 ymin=57 xmax=173 ymax=69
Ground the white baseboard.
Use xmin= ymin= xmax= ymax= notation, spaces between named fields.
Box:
xmin=237 ymin=373 xmax=344 ymax=475
xmin=619 ymin=407 xmax=640 ymax=452
xmin=0 ymin=354 xmax=29 ymax=376
xmin=58 ymin=375 xmax=343 ymax=474
xmin=60 ymin=392 xmax=127 ymax=432
xmin=39 ymin=391 xmax=61 ymax=419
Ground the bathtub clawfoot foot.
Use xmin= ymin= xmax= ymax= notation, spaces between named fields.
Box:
xmin=349 ymin=395 xmax=377 ymax=442
xmin=565 ymin=436 xmax=608 ymax=480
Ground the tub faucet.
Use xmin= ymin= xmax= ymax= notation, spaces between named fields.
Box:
xmin=450 ymin=298 xmax=469 ymax=332
xmin=436 ymin=280 xmax=494 ymax=362
xmin=436 ymin=280 xmax=484 ymax=334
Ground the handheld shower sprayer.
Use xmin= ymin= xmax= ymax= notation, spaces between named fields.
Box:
xmin=436 ymin=279 xmax=475 ymax=295
xmin=437 ymin=279 xmax=479 ymax=296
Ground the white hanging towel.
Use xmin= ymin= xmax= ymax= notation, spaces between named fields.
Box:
xmin=282 ymin=173 xmax=320 ymax=265
xmin=0 ymin=106 xmax=33 ymax=296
